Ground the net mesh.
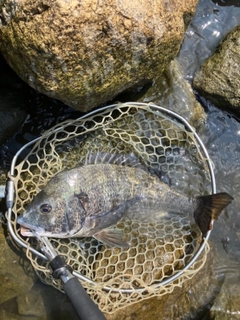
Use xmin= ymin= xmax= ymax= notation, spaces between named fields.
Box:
xmin=9 ymin=102 xmax=212 ymax=313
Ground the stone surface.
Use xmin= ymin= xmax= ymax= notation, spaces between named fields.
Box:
xmin=0 ymin=0 xmax=198 ymax=112
xmin=210 ymin=278 xmax=240 ymax=320
xmin=17 ymin=292 xmax=45 ymax=316
xmin=193 ymin=26 xmax=240 ymax=115
xmin=142 ymin=59 xmax=206 ymax=127
xmin=0 ymin=310 xmax=44 ymax=320
xmin=0 ymin=225 xmax=36 ymax=305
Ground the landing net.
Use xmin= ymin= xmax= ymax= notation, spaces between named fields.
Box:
xmin=8 ymin=102 xmax=213 ymax=313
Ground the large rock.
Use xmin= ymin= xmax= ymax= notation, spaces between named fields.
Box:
xmin=0 ymin=0 xmax=198 ymax=112
xmin=193 ymin=26 xmax=240 ymax=115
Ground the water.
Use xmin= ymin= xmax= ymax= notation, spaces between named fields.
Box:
xmin=198 ymin=95 xmax=240 ymax=259
xmin=177 ymin=0 xmax=240 ymax=81
xmin=1 ymin=0 xmax=240 ymax=319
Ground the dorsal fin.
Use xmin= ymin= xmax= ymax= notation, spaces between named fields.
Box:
xmin=85 ymin=152 xmax=143 ymax=168
xmin=84 ymin=152 xmax=170 ymax=183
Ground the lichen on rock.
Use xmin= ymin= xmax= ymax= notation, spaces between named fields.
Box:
xmin=193 ymin=26 xmax=240 ymax=115
xmin=0 ymin=0 xmax=198 ymax=112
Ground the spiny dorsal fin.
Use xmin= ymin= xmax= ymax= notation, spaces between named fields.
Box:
xmin=85 ymin=152 xmax=169 ymax=182
xmin=194 ymin=192 xmax=233 ymax=237
xmin=85 ymin=152 xmax=143 ymax=168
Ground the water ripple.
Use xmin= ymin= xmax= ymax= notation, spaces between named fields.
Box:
xmin=177 ymin=0 xmax=240 ymax=81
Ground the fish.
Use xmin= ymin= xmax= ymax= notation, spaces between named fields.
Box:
xmin=17 ymin=153 xmax=233 ymax=247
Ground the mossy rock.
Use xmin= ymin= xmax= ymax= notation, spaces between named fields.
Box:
xmin=0 ymin=0 xmax=198 ymax=112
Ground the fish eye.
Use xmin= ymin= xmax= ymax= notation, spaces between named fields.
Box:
xmin=40 ymin=204 xmax=52 ymax=214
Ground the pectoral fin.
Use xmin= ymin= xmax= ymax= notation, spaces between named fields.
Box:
xmin=94 ymin=228 xmax=130 ymax=248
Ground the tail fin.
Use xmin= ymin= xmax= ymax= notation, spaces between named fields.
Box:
xmin=194 ymin=192 xmax=233 ymax=237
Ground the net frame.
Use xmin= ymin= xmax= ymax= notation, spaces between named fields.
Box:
xmin=6 ymin=102 xmax=216 ymax=312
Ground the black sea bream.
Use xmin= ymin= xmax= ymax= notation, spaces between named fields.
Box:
xmin=17 ymin=154 xmax=233 ymax=247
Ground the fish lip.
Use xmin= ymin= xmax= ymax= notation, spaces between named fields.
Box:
xmin=17 ymin=216 xmax=70 ymax=238
xmin=17 ymin=216 xmax=45 ymax=237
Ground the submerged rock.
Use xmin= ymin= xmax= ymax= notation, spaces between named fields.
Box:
xmin=0 ymin=0 xmax=197 ymax=112
xmin=0 ymin=227 xmax=36 ymax=305
xmin=193 ymin=26 xmax=240 ymax=115
xmin=142 ymin=59 xmax=206 ymax=127
xmin=210 ymin=279 xmax=240 ymax=320
xmin=17 ymin=292 xmax=45 ymax=316
xmin=105 ymin=245 xmax=224 ymax=320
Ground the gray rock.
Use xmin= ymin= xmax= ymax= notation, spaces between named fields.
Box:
xmin=0 ymin=309 xmax=44 ymax=320
xmin=0 ymin=0 xmax=198 ymax=112
xmin=210 ymin=278 xmax=240 ymax=320
xmin=193 ymin=26 xmax=240 ymax=115
xmin=0 ymin=226 xmax=36 ymax=304
xmin=17 ymin=292 xmax=45 ymax=316
xmin=142 ymin=59 xmax=206 ymax=127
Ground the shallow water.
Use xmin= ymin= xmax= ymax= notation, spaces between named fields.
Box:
xmin=177 ymin=0 xmax=240 ymax=81
xmin=197 ymin=98 xmax=240 ymax=319
xmin=197 ymin=96 xmax=240 ymax=266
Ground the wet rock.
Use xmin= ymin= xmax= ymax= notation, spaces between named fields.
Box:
xmin=210 ymin=278 xmax=240 ymax=320
xmin=0 ymin=226 xmax=36 ymax=304
xmin=0 ymin=0 xmax=198 ymax=112
xmin=17 ymin=292 xmax=45 ymax=316
xmin=0 ymin=309 xmax=45 ymax=320
xmin=104 ymin=245 xmax=224 ymax=320
xmin=193 ymin=26 xmax=240 ymax=115
xmin=19 ymin=280 xmax=81 ymax=320
xmin=142 ymin=59 xmax=206 ymax=127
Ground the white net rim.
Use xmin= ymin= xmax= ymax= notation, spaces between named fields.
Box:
xmin=6 ymin=102 xmax=216 ymax=293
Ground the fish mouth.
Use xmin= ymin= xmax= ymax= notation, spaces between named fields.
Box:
xmin=17 ymin=216 xmax=45 ymax=237
xmin=17 ymin=216 xmax=69 ymax=238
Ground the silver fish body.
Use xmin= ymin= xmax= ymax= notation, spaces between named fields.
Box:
xmin=17 ymin=156 xmax=233 ymax=247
